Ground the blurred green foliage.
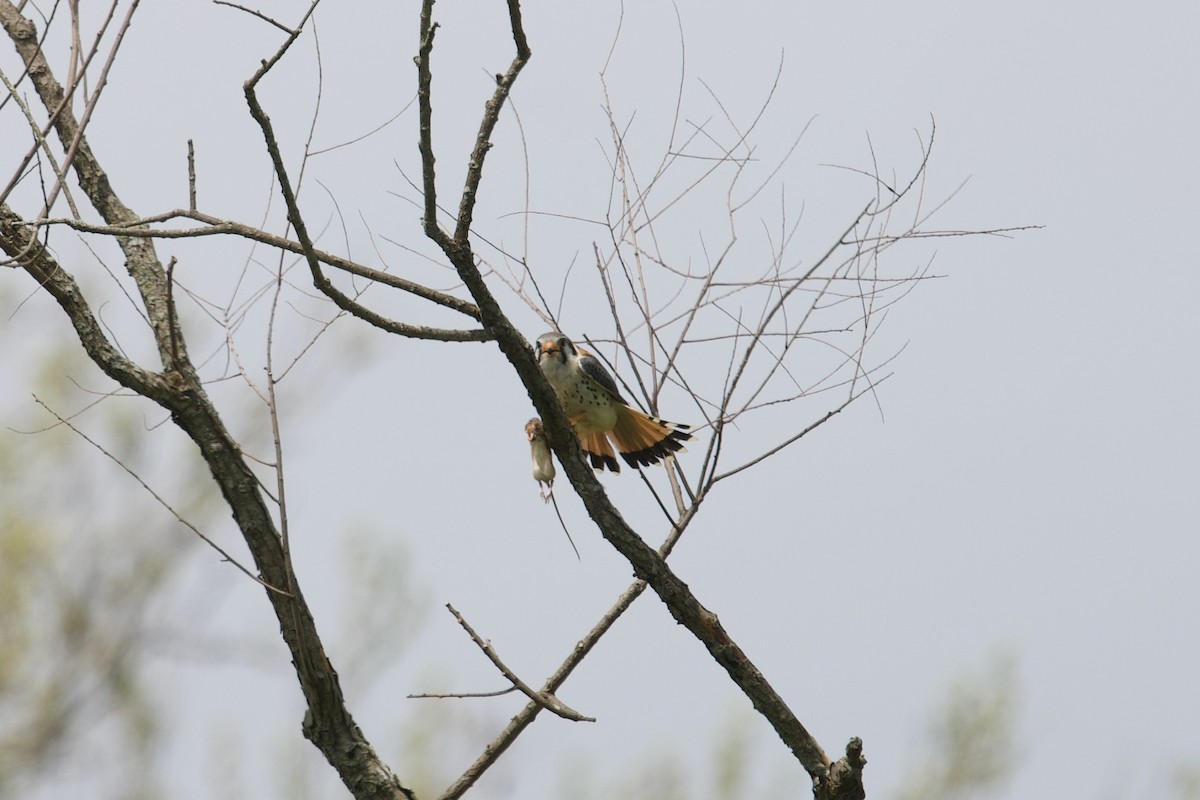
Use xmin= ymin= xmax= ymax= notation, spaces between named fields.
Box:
xmin=898 ymin=655 xmax=1017 ymax=800
xmin=0 ymin=344 xmax=192 ymax=799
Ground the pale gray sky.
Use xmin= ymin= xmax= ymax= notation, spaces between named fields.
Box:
xmin=4 ymin=1 xmax=1197 ymax=798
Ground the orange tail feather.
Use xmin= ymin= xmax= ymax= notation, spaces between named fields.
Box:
xmin=610 ymin=406 xmax=691 ymax=469
xmin=577 ymin=428 xmax=621 ymax=473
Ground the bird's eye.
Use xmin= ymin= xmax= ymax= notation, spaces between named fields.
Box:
xmin=558 ymin=336 xmax=569 ymax=351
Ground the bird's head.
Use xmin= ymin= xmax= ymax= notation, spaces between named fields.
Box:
xmin=535 ymin=332 xmax=575 ymax=365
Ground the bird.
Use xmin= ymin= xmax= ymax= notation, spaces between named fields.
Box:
xmin=525 ymin=417 xmax=556 ymax=500
xmin=535 ymin=331 xmax=691 ymax=473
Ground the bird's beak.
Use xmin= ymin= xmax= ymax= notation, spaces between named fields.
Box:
xmin=540 ymin=341 xmax=559 ymax=357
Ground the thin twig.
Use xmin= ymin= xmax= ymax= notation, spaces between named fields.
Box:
xmin=36 ymin=0 xmax=141 ymax=220
xmin=440 ymin=502 xmax=700 ymax=800
xmin=213 ymin=0 xmax=296 ymax=34
xmin=547 ymin=491 xmax=580 ymax=560
xmin=409 ymin=687 xmax=518 ymax=700
xmin=36 ymin=209 xmax=485 ymax=320
xmin=32 ymin=396 xmax=290 ymax=596
xmin=444 ymin=604 xmax=594 ymax=723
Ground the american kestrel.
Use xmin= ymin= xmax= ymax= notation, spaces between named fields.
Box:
xmin=525 ymin=417 xmax=556 ymax=500
xmin=535 ymin=332 xmax=691 ymax=473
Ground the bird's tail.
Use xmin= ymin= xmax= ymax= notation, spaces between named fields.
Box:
xmin=577 ymin=428 xmax=622 ymax=473
xmin=609 ymin=405 xmax=691 ymax=469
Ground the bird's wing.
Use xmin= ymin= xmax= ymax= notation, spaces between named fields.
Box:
xmin=577 ymin=349 xmax=627 ymax=403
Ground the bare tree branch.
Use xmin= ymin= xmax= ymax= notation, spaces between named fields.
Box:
xmin=413 ymin=2 xmax=844 ymax=791
xmin=34 ymin=209 xmax=485 ymax=322
xmin=439 ymin=500 xmax=699 ymax=800
xmin=2 ymin=5 xmax=418 ymax=797
xmin=31 ymin=394 xmax=287 ymax=595
xmin=443 ymin=604 xmax=594 ymax=723
xmin=2 ymin=2 xmax=1024 ymax=798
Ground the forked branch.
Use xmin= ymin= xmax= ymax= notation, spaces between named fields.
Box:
xmin=413 ymin=2 xmax=856 ymax=795
xmin=3 ymin=4 xmax=418 ymax=798
xmin=444 ymin=604 xmax=594 ymax=723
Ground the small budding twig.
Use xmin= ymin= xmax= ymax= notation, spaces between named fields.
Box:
xmin=165 ymin=256 xmax=179 ymax=366
xmin=186 ymin=139 xmax=196 ymax=211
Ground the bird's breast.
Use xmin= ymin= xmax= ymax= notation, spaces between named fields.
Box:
xmin=540 ymin=358 xmax=619 ymax=432
xmin=564 ymin=381 xmax=618 ymax=432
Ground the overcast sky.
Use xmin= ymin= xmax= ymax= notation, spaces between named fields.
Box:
xmin=5 ymin=1 xmax=1198 ymax=798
